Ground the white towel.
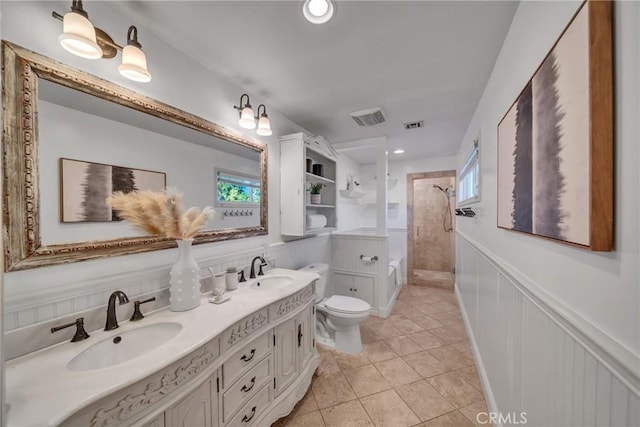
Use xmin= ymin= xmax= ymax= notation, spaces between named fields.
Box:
xmin=389 ymin=259 xmax=402 ymax=286
xmin=306 ymin=214 xmax=327 ymax=229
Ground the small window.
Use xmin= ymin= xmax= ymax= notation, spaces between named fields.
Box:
xmin=216 ymin=169 xmax=260 ymax=207
xmin=458 ymin=140 xmax=480 ymax=206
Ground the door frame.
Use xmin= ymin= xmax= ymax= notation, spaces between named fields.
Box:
xmin=407 ymin=170 xmax=456 ymax=285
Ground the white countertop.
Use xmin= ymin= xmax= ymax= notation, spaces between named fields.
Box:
xmin=5 ymin=268 xmax=318 ymax=427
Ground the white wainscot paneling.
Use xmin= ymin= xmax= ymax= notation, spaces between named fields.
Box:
xmin=456 ymin=234 xmax=640 ymax=427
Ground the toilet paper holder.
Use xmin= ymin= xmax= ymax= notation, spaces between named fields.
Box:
xmin=360 ymin=255 xmax=379 ymax=262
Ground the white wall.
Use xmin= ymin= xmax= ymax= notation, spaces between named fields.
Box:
xmin=455 ymin=0 xmax=640 ymax=418
xmin=335 ymin=152 xmax=364 ymax=231
xmin=0 ymin=1 xmax=328 ymax=330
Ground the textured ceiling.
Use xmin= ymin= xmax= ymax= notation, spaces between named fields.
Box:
xmin=111 ymin=1 xmax=518 ymax=164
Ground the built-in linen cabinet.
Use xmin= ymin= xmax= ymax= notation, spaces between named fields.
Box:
xmin=280 ymin=132 xmax=338 ymax=236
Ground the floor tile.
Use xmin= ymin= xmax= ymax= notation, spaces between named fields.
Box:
xmin=360 ymin=326 xmax=381 ymax=344
xmin=295 ymin=389 xmax=319 ymax=415
xmin=286 ymin=410 xmax=326 ymax=427
xmin=402 ymin=351 xmax=450 ymax=378
xmin=414 ymin=303 xmax=444 ymax=315
xmin=411 ymin=315 xmax=445 ymax=330
xmin=362 ymin=340 xmax=398 ymax=363
xmin=374 ymin=357 xmax=421 ymax=386
xmin=421 ymin=411 xmax=475 ymax=427
xmin=332 ymin=350 xmax=371 ymax=370
xmin=407 ymin=330 xmax=445 ymax=350
xmin=452 ymin=342 xmax=473 ymax=358
xmin=459 ymin=400 xmax=491 ymax=427
xmin=342 ymin=364 xmax=392 ymax=397
xmin=385 ymin=335 xmax=423 ymax=356
xmin=428 ymin=311 xmax=463 ymax=326
xmin=397 ymin=305 xmax=427 ymax=320
xmin=395 ymin=380 xmax=456 ymax=421
xmin=311 ymin=371 xmax=357 ymax=409
xmin=373 ymin=322 xmax=404 ymax=339
xmin=427 ymin=372 xmax=484 ymax=409
xmin=360 ymin=389 xmax=420 ymax=427
xmin=455 ymin=366 xmax=483 ymax=392
xmin=390 ymin=318 xmax=424 ymax=334
xmin=429 ymin=324 xmax=468 ymax=344
xmin=429 ymin=345 xmax=475 ymax=370
xmin=316 ymin=349 xmax=341 ymax=377
xmin=320 ymin=399 xmax=374 ymax=427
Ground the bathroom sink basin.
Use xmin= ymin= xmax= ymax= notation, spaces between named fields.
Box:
xmin=67 ymin=322 xmax=182 ymax=371
xmin=250 ymin=275 xmax=295 ymax=290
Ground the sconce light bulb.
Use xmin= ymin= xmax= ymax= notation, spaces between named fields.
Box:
xmin=119 ymin=44 xmax=151 ymax=82
xmin=257 ymin=115 xmax=272 ymax=136
xmin=303 ymin=0 xmax=334 ymax=24
xmin=59 ymin=11 xmax=103 ymax=59
xmin=239 ymin=106 xmax=256 ymax=129
xmin=308 ymin=0 xmax=329 ymax=17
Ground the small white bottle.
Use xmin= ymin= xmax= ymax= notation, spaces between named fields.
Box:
xmin=225 ymin=267 xmax=239 ymax=291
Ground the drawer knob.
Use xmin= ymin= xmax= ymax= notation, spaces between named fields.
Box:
xmin=241 ymin=376 xmax=256 ymax=393
xmin=242 ymin=406 xmax=257 ymax=423
xmin=240 ymin=349 xmax=256 ymax=362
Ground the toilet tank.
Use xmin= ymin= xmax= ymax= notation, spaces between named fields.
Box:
xmin=298 ymin=263 xmax=329 ymax=302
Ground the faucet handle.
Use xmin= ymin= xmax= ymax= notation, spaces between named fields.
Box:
xmin=51 ymin=317 xmax=90 ymax=342
xmin=258 ymin=263 xmax=265 ymax=276
xmin=238 ymin=270 xmax=246 ymax=282
xmin=130 ymin=297 xmax=156 ymax=321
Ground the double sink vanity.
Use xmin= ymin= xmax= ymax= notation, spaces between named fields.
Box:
xmin=6 ymin=268 xmax=320 ymax=427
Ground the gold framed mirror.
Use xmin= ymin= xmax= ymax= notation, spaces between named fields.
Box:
xmin=2 ymin=41 xmax=268 ymax=272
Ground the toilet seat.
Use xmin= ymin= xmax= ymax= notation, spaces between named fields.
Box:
xmin=324 ymin=295 xmax=370 ymax=314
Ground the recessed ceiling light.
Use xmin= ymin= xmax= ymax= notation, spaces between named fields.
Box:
xmin=303 ymin=0 xmax=334 ymax=24
xmin=393 ymin=149 xmax=405 ymax=154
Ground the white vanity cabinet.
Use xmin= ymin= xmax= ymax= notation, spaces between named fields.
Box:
xmin=280 ymin=132 xmax=338 ymax=236
xmin=274 ymin=303 xmax=315 ymax=397
xmin=54 ymin=281 xmax=318 ymax=427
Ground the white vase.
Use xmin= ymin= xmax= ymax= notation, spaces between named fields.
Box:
xmin=169 ymin=239 xmax=201 ymax=312
xmin=310 ymin=194 xmax=321 ymax=204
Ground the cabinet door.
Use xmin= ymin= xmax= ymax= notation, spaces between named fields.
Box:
xmin=299 ymin=304 xmax=315 ymax=368
xmin=352 ymin=276 xmax=375 ymax=306
xmin=333 ymin=272 xmax=354 ymax=297
xmin=167 ymin=379 xmax=214 ymax=427
xmin=274 ymin=317 xmax=298 ymax=396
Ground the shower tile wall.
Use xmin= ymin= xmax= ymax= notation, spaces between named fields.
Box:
xmin=412 ymin=175 xmax=455 ymax=288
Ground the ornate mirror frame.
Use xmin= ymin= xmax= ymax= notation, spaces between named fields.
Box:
xmin=2 ymin=41 xmax=268 ymax=272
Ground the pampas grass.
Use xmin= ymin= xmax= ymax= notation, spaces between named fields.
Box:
xmin=106 ymin=188 xmax=214 ymax=240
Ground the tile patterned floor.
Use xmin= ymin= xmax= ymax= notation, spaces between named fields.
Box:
xmin=273 ymin=284 xmax=491 ymax=427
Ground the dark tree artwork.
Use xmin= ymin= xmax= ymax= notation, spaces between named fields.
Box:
xmin=532 ymin=52 xmax=566 ymax=240
xmin=81 ymin=162 xmax=111 ymax=221
xmin=111 ymin=166 xmax=138 ymax=220
xmin=512 ymin=81 xmax=533 ymax=233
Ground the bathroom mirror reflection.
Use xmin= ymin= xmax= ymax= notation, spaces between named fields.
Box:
xmin=2 ymin=41 xmax=268 ymax=272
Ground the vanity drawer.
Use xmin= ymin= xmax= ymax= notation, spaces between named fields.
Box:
xmin=225 ymin=383 xmax=271 ymax=427
xmin=223 ymin=330 xmax=271 ymax=387
xmin=223 ymin=356 xmax=272 ymax=422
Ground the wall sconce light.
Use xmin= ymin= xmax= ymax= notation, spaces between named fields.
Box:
xmin=233 ymin=94 xmax=272 ymax=136
xmin=52 ymin=0 xmax=151 ymax=83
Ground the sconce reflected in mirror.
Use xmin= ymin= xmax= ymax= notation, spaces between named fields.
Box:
xmin=52 ymin=0 xmax=151 ymax=82
xmin=233 ymin=94 xmax=273 ymax=136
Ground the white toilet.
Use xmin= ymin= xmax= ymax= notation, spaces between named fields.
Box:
xmin=298 ymin=263 xmax=370 ymax=354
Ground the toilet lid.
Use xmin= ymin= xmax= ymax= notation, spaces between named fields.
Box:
xmin=324 ymin=295 xmax=370 ymax=314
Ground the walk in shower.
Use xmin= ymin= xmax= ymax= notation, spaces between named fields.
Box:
xmin=408 ymin=171 xmax=456 ymax=288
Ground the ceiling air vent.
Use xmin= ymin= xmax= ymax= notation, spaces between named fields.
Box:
xmin=350 ymin=107 xmax=386 ymax=127
xmin=404 ymin=121 xmax=424 ymax=130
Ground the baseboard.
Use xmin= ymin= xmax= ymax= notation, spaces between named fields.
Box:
xmin=378 ymin=281 xmax=404 ymax=318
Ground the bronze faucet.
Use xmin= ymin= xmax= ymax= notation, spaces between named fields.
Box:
xmin=249 ymin=256 xmax=267 ymax=279
xmin=105 ymin=290 xmax=129 ymax=331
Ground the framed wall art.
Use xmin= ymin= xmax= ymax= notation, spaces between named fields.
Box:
xmin=497 ymin=0 xmax=613 ymax=251
xmin=60 ymin=158 xmax=166 ymax=222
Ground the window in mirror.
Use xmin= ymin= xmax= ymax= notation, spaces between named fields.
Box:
xmin=216 ymin=169 xmax=261 ymax=206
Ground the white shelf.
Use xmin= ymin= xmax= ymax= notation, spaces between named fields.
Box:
xmin=305 ymin=172 xmax=335 ymax=184
xmin=339 ymin=189 xmax=365 ymax=199
xmin=305 ymin=226 xmax=336 ymax=235
xmin=306 ymin=203 xmax=335 ymax=208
